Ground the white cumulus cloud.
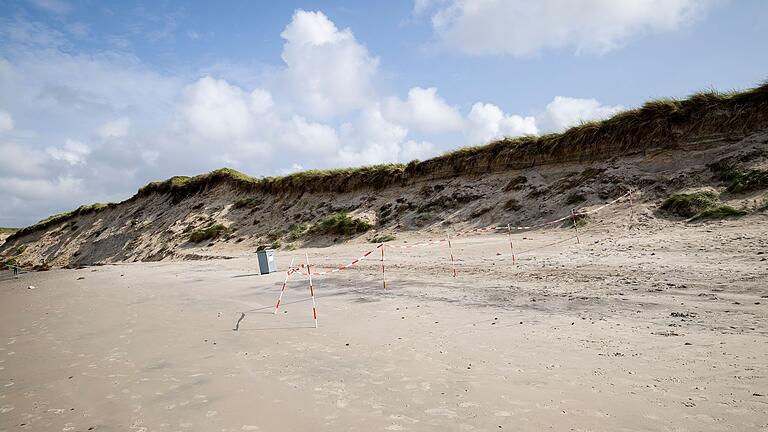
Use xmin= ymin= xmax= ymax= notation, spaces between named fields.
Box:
xmin=280 ymin=9 xmax=379 ymax=119
xmin=0 ymin=110 xmax=13 ymax=133
xmin=539 ymin=96 xmax=625 ymax=132
xmin=427 ymin=0 xmax=712 ymax=56
xmin=384 ymin=87 xmax=463 ymax=134
xmin=336 ymin=107 xmax=436 ymax=166
xmin=45 ymin=139 xmax=90 ymax=165
xmin=465 ymin=103 xmax=538 ymax=145
xmin=30 ymin=0 xmax=72 ymax=15
xmin=97 ymin=117 xmax=130 ymax=140
xmin=178 ymin=76 xmax=264 ymax=141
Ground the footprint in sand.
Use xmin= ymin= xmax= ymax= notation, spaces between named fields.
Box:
xmin=241 ymin=426 xmax=259 ymax=431
xmin=385 ymin=425 xmax=405 ymax=431
xmin=424 ymin=407 xmax=458 ymax=418
xmin=0 ymin=405 xmax=14 ymax=413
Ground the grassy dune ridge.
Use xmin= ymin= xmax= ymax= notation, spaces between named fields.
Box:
xmin=6 ymin=80 xmax=768 ymax=243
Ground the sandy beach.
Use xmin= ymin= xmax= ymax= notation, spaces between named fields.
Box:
xmin=1 ymin=213 xmax=767 ymax=432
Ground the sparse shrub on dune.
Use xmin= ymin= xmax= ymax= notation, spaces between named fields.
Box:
xmin=189 ymin=224 xmax=228 ymax=243
xmin=369 ymin=233 xmax=396 ymax=243
xmin=709 ymin=160 xmax=768 ymax=193
xmin=310 ymin=213 xmax=372 ymax=236
xmin=503 ymin=199 xmax=522 ymax=211
xmin=413 ymin=211 xmax=436 ymax=226
xmin=688 ymin=205 xmax=748 ymax=222
xmin=758 ymin=194 xmax=768 ymax=211
xmin=724 ymin=168 xmax=768 ymax=193
xmin=572 ymin=213 xmax=589 ymax=228
xmin=234 ymin=197 xmax=260 ymax=209
xmin=286 ymin=223 xmax=312 ymax=241
xmin=661 ymin=191 xmax=719 ymax=218
xmin=566 ymin=192 xmax=586 ymax=205
xmin=504 ymin=176 xmax=528 ymax=191
xmin=1 ymin=257 xmax=17 ymax=270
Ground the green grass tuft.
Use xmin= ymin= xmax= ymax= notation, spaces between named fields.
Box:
xmin=566 ymin=192 xmax=586 ymax=205
xmin=661 ymin=191 xmax=719 ymax=217
xmin=369 ymin=233 xmax=396 ymax=243
xmin=1 ymin=257 xmax=17 ymax=270
xmin=310 ymin=213 xmax=372 ymax=236
xmin=0 ymin=227 xmax=19 ymax=235
xmin=503 ymin=198 xmax=522 ymax=211
xmin=189 ymin=224 xmax=228 ymax=243
xmin=710 ymin=161 xmax=768 ymax=193
xmin=689 ymin=205 xmax=748 ymax=221
xmin=573 ymin=213 xmax=590 ymax=227
xmin=233 ymin=197 xmax=260 ymax=209
xmin=503 ymin=176 xmax=528 ymax=191
xmin=758 ymin=194 xmax=768 ymax=211
xmin=725 ymin=169 xmax=768 ymax=193
xmin=286 ymin=223 xmax=312 ymax=241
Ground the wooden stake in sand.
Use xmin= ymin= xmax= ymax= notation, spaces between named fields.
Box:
xmin=571 ymin=208 xmax=581 ymax=244
xmin=447 ymin=233 xmax=457 ymax=277
xmin=380 ymin=244 xmax=387 ymax=289
xmin=305 ymin=253 xmax=318 ymax=328
xmin=628 ymin=188 xmax=634 ymax=229
xmin=506 ymin=223 xmax=516 ymax=265
xmin=274 ymin=257 xmax=295 ymax=314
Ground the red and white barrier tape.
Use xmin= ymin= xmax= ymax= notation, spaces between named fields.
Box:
xmin=288 ymin=243 xmax=384 ymax=277
xmin=385 ymin=239 xmax=448 ymax=249
xmin=269 ymin=190 xmax=633 ymax=328
xmin=456 ymin=190 xmax=633 ymax=235
xmin=274 ymin=257 xmax=295 ymax=314
xmin=278 ymin=190 xmax=632 ymax=277
xmin=306 ymin=253 xmax=318 ymax=328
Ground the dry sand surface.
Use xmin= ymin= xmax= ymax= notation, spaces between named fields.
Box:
xmin=1 ymin=211 xmax=767 ymax=431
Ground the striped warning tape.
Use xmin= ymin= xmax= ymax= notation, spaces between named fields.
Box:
xmin=288 ymin=243 xmax=384 ymax=277
xmin=455 ymin=190 xmax=633 ymax=235
xmin=279 ymin=190 xmax=632 ymax=275
xmin=385 ymin=239 xmax=448 ymax=249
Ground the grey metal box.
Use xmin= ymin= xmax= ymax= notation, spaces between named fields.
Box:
xmin=257 ymin=249 xmax=278 ymax=275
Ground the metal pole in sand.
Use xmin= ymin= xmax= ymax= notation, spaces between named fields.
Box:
xmin=507 ymin=223 xmax=516 ymax=265
xmin=274 ymin=257 xmax=295 ymax=314
xmin=380 ymin=244 xmax=387 ymax=289
xmin=306 ymin=253 xmax=318 ymax=328
xmin=447 ymin=232 xmax=457 ymax=277
xmin=571 ymin=208 xmax=581 ymax=244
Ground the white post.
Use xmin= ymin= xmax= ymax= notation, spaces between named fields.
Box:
xmin=380 ymin=244 xmax=387 ymax=289
xmin=306 ymin=253 xmax=318 ymax=328
xmin=507 ymin=223 xmax=516 ymax=265
xmin=571 ymin=208 xmax=581 ymax=244
xmin=447 ymin=233 xmax=457 ymax=277
xmin=274 ymin=257 xmax=295 ymax=314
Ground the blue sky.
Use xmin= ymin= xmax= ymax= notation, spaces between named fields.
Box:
xmin=1 ymin=0 xmax=767 ymax=226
